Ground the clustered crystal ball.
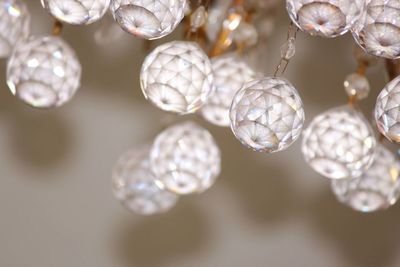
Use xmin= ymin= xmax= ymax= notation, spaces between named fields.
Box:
xmin=41 ymin=0 xmax=111 ymax=25
xmin=150 ymin=121 xmax=221 ymax=195
xmin=352 ymin=0 xmax=400 ymax=59
xmin=375 ymin=75 xmax=400 ymax=142
xmin=201 ymin=54 xmax=256 ymax=127
xmin=7 ymin=36 xmax=82 ymax=108
xmin=230 ymin=77 xmax=305 ymax=153
xmin=286 ymin=0 xmax=365 ymax=38
xmin=331 ymin=145 xmax=400 ymax=212
xmin=302 ymin=106 xmax=376 ymax=179
xmin=112 ymin=146 xmax=179 ymax=215
xmin=141 ymin=41 xmax=213 ymax=114
xmin=0 ymin=0 xmax=30 ymax=58
xmin=110 ymin=0 xmax=187 ymax=39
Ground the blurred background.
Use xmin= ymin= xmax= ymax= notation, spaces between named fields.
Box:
xmin=1 ymin=1 xmax=400 ymax=267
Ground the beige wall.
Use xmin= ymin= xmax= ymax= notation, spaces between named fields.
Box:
xmin=1 ymin=1 xmax=400 ymax=267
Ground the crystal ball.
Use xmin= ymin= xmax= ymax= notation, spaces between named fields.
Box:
xmin=229 ymin=77 xmax=305 ymax=153
xmin=112 ymin=145 xmax=179 ymax=215
xmin=141 ymin=41 xmax=213 ymax=114
xmin=41 ymin=0 xmax=111 ymax=25
xmin=375 ymin=75 xmax=400 ymax=142
xmin=7 ymin=36 xmax=81 ymax=108
xmin=286 ymin=0 xmax=365 ymax=38
xmin=344 ymin=73 xmax=370 ymax=100
xmin=110 ymin=0 xmax=187 ymax=39
xmin=352 ymin=0 xmax=400 ymax=59
xmin=331 ymin=144 xmax=400 ymax=212
xmin=302 ymin=106 xmax=376 ymax=179
xmin=0 ymin=0 xmax=30 ymax=58
xmin=150 ymin=121 xmax=221 ymax=195
xmin=201 ymin=54 xmax=256 ymax=127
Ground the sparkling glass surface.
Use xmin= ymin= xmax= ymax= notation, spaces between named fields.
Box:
xmin=353 ymin=0 xmax=400 ymax=59
xmin=112 ymin=146 xmax=179 ymax=215
xmin=344 ymin=73 xmax=370 ymax=100
xmin=110 ymin=0 xmax=186 ymax=39
xmin=286 ymin=0 xmax=365 ymax=38
xmin=332 ymin=144 xmax=400 ymax=212
xmin=230 ymin=77 xmax=305 ymax=153
xmin=201 ymin=54 xmax=256 ymax=127
xmin=375 ymin=75 xmax=400 ymax=142
xmin=302 ymin=106 xmax=376 ymax=179
xmin=41 ymin=0 xmax=111 ymax=25
xmin=141 ymin=41 xmax=213 ymax=114
xmin=0 ymin=0 xmax=30 ymax=58
xmin=7 ymin=36 xmax=81 ymax=108
xmin=150 ymin=121 xmax=221 ymax=195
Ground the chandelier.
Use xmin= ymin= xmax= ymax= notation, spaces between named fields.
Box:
xmin=1 ymin=0 xmax=400 ymax=216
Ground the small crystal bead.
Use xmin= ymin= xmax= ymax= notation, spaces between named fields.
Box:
xmin=344 ymin=73 xmax=370 ymax=100
xmin=190 ymin=5 xmax=206 ymax=31
xmin=280 ymin=37 xmax=296 ymax=60
xmin=233 ymin=22 xmax=258 ymax=47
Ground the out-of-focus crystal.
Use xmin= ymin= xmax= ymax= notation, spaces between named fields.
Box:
xmin=230 ymin=77 xmax=305 ymax=153
xmin=302 ymin=106 xmax=376 ymax=179
xmin=190 ymin=5 xmax=206 ymax=31
xmin=352 ymin=0 xmax=400 ymax=59
xmin=41 ymin=0 xmax=111 ymax=25
xmin=344 ymin=73 xmax=370 ymax=100
xmin=233 ymin=22 xmax=258 ymax=47
xmin=0 ymin=0 xmax=30 ymax=58
xmin=286 ymin=0 xmax=365 ymax=38
xmin=140 ymin=41 xmax=213 ymax=114
xmin=281 ymin=37 xmax=296 ymax=60
xmin=7 ymin=36 xmax=81 ymax=108
xmin=150 ymin=121 xmax=221 ymax=195
xmin=110 ymin=0 xmax=187 ymax=39
xmin=375 ymin=75 xmax=400 ymax=142
xmin=201 ymin=54 xmax=256 ymax=127
xmin=112 ymin=145 xmax=179 ymax=215
xmin=332 ymin=144 xmax=400 ymax=212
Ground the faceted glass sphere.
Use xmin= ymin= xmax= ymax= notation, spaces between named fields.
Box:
xmin=110 ymin=0 xmax=187 ymax=39
xmin=375 ymin=75 xmax=400 ymax=142
xmin=229 ymin=77 xmax=305 ymax=153
xmin=150 ymin=121 xmax=221 ymax=195
xmin=286 ymin=0 xmax=365 ymax=38
xmin=332 ymin=144 xmax=400 ymax=212
xmin=41 ymin=0 xmax=111 ymax=25
xmin=201 ymin=54 xmax=256 ymax=127
xmin=0 ymin=0 xmax=30 ymax=58
xmin=7 ymin=36 xmax=81 ymax=108
xmin=141 ymin=41 xmax=213 ymax=114
xmin=302 ymin=106 xmax=376 ymax=179
xmin=352 ymin=0 xmax=400 ymax=59
xmin=112 ymin=146 xmax=179 ymax=215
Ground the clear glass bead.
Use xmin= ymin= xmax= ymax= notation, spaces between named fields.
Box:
xmin=0 ymin=0 xmax=30 ymax=58
xmin=112 ymin=145 xmax=179 ymax=215
xmin=140 ymin=41 xmax=213 ymax=114
xmin=375 ymin=75 xmax=400 ymax=142
xmin=280 ymin=37 xmax=296 ymax=60
xmin=150 ymin=121 xmax=221 ymax=195
xmin=201 ymin=54 xmax=256 ymax=127
xmin=41 ymin=0 xmax=111 ymax=25
xmin=190 ymin=5 xmax=206 ymax=31
xmin=352 ymin=0 xmax=400 ymax=59
xmin=230 ymin=77 xmax=305 ymax=153
xmin=110 ymin=0 xmax=187 ymax=39
xmin=286 ymin=0 xmax=365 ymax=38
xmin=344 ymin=73 xmax=370 ymax=100
xmin=302 ymin=106 xmax=376 ymax=179
xmin=7 ymin=36 xmax=81 ymax=108
xmin=331 ymin=144 xmax=400 ymax=212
